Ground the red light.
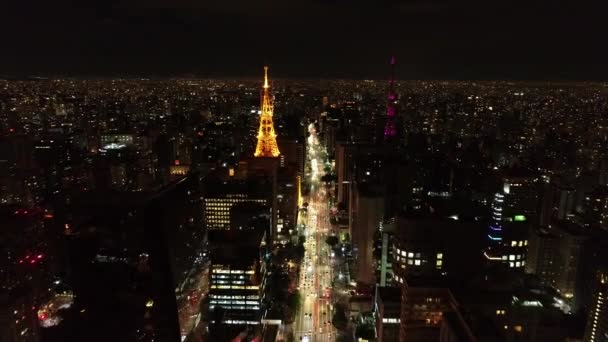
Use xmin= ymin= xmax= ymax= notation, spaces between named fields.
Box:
xmin=19 ymin=259 xmax=24 ymax=264
xmin=36 ymin=254 xmax=43 ymax=259
xmin=38 ymin=312 xmax=47 ymax=321
xmin=9 ymin=128 xmax=15 ymax=132
xmin=175 ymin=159 xmax=180 ymax=165
xmin=25 ymin=255 xmax=30 ymax=259
xmin=30 ymin=259 xmax=36 ymax=264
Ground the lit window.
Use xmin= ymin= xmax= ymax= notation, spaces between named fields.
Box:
xmin=436 ymin=253 xmax=443 ymax=259
xmin=414 ymin=259 xmax=421 ymax=266
xmin=408 ymin=252 xmax=414 ymax=258
xmin=514 ymin=325 xmax=523 ymax=333
xmin=509 ymin=255 xmax=515 ymax=261
xmin=524 ymin=240 xmax=528 ymax=246
xmin=401 ymin=251 xmax=406 ymax=257
xmin=515 ymin=261 xmax=521 ymax=267
xmin=511 ymin=241 xmax=517 ymax=247
xmin=509 ymin=262 xmax=514 ymax=267
xmin=518 ymin=241 xmax=523 ymax=247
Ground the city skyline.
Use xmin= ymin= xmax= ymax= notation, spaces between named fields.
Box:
xmin=2 ymin=2 xmax=608 ymax=341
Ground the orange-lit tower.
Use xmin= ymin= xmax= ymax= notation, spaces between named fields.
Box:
xmin=254 ymin=66 xmax=281 ymax=158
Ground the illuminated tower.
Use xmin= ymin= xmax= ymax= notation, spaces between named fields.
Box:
xmin=383 ymin=56 xmax=397 ymax=141
xmin=254 ymin=66 xmax=281 ymax=158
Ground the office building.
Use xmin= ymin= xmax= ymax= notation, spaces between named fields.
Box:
xmin=352 ymin=183 xmax=384 ymax=285
xmin=526 ymin=226 xmax=560 ymax=284
xmin=392 ymin=213 xmax=485 ymax=284
xmin=208 ymin=229 xmax=267 ymax=326
xmin=202 ymin=177 xmax=271 ymax=230
xmin=278 ymin=139 xmax=305 ymax=177
xmin=584 ymin=186 xmax=608 ymax=230
xmin=486 ymin=173 xmax=538 ymax=268
xmin=584 ymin=269 xmax=608 ymax=342
xmin=375 ymin=286 xmax=401 ymax=342
xmin=400 ymin=278 xmax=457 ymax=342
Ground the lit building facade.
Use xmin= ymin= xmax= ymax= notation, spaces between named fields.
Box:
xmin=100 ymin=133 xmax=134 ymax=149
xmin=399 ymin=280 xmax=457 ymax=342
xmin=202 ymin=178 xmax=271 ymax=230
xmin=585 ymin=269 xmax=608 ymax=342
xmin=208 ymin=230 xmax=267 ymax=326
xmin=485 ymin=175 xmax=538 ymax=268
xmin=584 ymin=186 xmax=608 ymax=230
xmin=392 ymin=213 xmax=486 ymax=284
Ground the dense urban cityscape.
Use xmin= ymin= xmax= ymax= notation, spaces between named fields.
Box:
xmin=1 ymin=60 xmax=608 ymax=342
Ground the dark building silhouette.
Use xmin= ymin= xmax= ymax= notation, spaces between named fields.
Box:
xmin=62 ymin=175 xmax=204 ymax=342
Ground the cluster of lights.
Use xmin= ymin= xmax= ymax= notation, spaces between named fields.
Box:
xmin=18 ymin=254 xmax=44 ymax=265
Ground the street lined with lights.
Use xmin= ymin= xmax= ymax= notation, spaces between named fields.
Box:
xmin=293 ymin=123 xmax=336 ymax=342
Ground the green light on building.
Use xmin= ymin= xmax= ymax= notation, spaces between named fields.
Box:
xmin=514 ymin=215 xmax=526 ymax=222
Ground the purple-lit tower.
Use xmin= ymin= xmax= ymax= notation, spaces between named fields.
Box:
xmin=383 ymin=56 xmax=398 ymax=141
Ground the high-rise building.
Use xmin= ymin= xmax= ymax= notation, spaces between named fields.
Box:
xmin=202 ymin=177 xmax=271 ymax=231
xmin=352 ymin=183 xmax=384 ymax=285
xmin=276 ymin=167 xmax=298 ymax=237
xmin=63 ymin=175 xmax=205 ymax=341
xmin=254 ymin=67 xmax=280 ymax=158
xmin=584 ymin=269 xmax=608 ymax=342
xmin=375 ymin=219 xmax=396 ymax=287
xmin=584 ymin=186 xmax=608 ymax=230
xmin=400 ymin=278 xmax=457 ymax=342
xmin=392 ymin=213 xmax=486 ymax=285
xmin=208 ymin=229 xmax=267 ymax=327
xmin=375 ymin=286 xmax=401 ymax=342
xmin=527 ymin=221 xmax=589 ymax=309
xmin=277 ymin=138 xmax=305 ymax=177
xmin=526 ymin=226 xmax=560 ymax=284
xmin=485 ymin=173 xmax=538 ymax=268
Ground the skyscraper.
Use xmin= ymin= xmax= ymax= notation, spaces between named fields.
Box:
xmin=254 ymin=67 xmax=280 ymax=158
xmin=485 ymin=173 xmax=538 ymax=268
xmin=584 ymin=269 xmax=608 ymax=342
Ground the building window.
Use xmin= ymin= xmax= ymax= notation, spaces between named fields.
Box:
xmin=514 ymin=325 xmax=523 ymax=333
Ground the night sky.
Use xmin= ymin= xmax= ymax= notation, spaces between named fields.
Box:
xmin=2 ymin=0 xmax=607 ymax=80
